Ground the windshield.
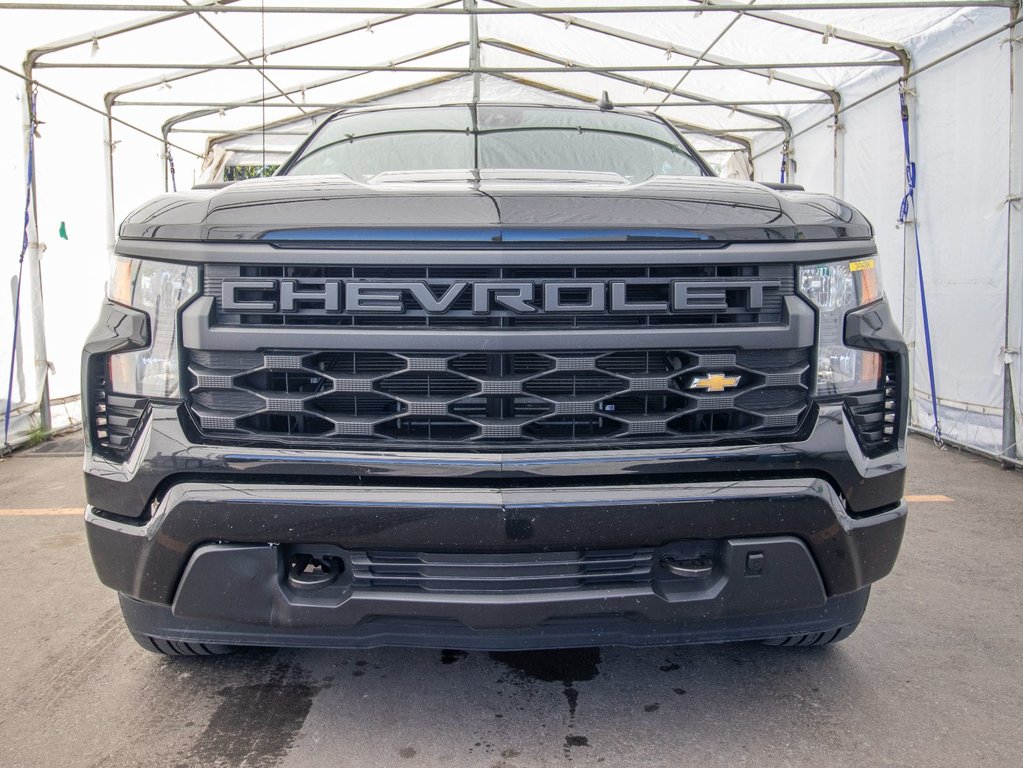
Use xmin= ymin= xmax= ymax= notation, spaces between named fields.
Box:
xmin=283 ymin=105 xmax=708 ymax=182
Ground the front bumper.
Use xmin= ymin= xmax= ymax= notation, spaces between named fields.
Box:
xmin=87 ymin=478 xmax=906 ymax=649
xmin=84 ymin=243 xmax=909 ymax=648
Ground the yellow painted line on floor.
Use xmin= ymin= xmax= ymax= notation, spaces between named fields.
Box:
xmin=0 ymin=507 xmax=82 ymax=517
xmin=906 ymin=494 xmax=954 ymax=503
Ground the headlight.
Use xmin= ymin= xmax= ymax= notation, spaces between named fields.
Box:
xmin=107 ymin=256 xmax=199 ymax=398
xmin=798 ymin=257 xmax=883 ymax=397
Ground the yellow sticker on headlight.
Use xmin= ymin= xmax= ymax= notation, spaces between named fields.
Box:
xmin=849 ymin=258 xmax=875 ymax=272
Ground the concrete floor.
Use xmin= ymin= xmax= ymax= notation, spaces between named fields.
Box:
xmin=0 ymin=434 xmax=1020 ymax=768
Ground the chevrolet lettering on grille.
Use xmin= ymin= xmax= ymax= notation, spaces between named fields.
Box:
xmin=220 ymin=278 xmax=783 ymax=315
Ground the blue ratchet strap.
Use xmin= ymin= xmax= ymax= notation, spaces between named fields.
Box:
xmin=4 ymin=89 xmax=37 ymax=448
xmin=898 ymin=84 xmax=943 ymax=447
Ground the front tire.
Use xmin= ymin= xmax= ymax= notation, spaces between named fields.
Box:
xmin=131 ymin=633 xmax=235 ymax=656
xmin=762 ymin=622 xmax=860 ymax=647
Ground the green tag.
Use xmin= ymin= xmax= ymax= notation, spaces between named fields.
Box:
xmin=58 ymin=221 xmax=68 ymax=240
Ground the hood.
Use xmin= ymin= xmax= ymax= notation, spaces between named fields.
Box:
xmin=117 ymin=172 xmax=873 ymax=244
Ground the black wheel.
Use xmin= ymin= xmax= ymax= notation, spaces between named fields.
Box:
xmin=762 ymin=622 xmax=860 ymax=647
xmin=131 ymin=633 xmax=235 ymax=656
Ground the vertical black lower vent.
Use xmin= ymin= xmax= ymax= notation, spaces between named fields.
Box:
xmin=845 ymin=356 xmax=899 ymax=456
xmin=90 ymin=362 xmax=149 ymax=459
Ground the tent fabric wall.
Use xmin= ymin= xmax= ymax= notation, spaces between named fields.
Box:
xmin=909 ymin=37 xmax=1010 ymax=454
xmin=752 ymin=9 xmax=1019 ymax=459
xmin=0 ymin=1 xmax=1019 ymax=461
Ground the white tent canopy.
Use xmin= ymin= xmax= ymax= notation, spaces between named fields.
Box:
xmin=0 ymin=0 xmax=1020 ymax=462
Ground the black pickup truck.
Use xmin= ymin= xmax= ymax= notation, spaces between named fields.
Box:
xmin=83 ymin=103 xmax=908 ymax=655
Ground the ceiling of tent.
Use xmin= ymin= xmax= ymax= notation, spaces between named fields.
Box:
xmin=5 ymin=0 xmax=1016 ymax=167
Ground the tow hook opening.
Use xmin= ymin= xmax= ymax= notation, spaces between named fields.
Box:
xmin=286 ymin=550 xmax=345 ymax=590
xmin=661 ymin=555 xmax=714 ymax=578
xmin=653 ymin=540 xmax=724 ymax=598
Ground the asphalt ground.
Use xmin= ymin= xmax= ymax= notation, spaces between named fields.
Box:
xmin=0 ymin=433 xmax=1020 ymax=768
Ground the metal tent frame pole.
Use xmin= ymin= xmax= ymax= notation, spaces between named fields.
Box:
xmin=181 ymin=73 xmax=766 ymax=156
xmin=752 ymin=13 xmax=1023 ymax=159
xmin=703 ymin=0 xmax=911 ymax=67
xmin=467 ymin=0 xmax=481 ymax=102
xmin=103 ymin=1 xmax=461 ymax=105
xmin=102 ymin=96 xmax=117 ymax=266
xmin=36 ymin=60 xmax=906 ymax=72
xmin=1004 ymin=2 xmax=1022 ymax=465
xmin=155 ymin=42 xmax=471 ymax=141
xmin=118 ymin=98 xmax=832 ymax=108
xmin=178 ymin=73 xmax=468 ymax=148
xmin=489 ymin=0 xmax=842 ymax=100
xmin=481 ymin=40 xmax=793 ymax=137
xmin=899 ymin=77 xmax=921 ymax=438
xmin=19 ymin=64 xmax=50 ymax=435
xmin=2 ymin=2 xmax=1016 ymax=13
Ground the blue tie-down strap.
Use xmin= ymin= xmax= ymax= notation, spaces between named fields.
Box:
xmin=898 ymin=85 xmax=943 ymax=447
xmin=4 ymin=89 xmax=37 ymax=448
xmin=899 ymin=160 xmax=916 ymax=224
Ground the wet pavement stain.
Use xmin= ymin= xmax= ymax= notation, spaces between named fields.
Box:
xmin=182 ymin=658 xmax=324 ymax=768
xmin=490 ymin=648 xmax=601 ymax=760
xmin=488 ymin=648 xmax=601 ymax=685
xmin=488 ymin=648 xmax=600 ymax=718
xmin=564 ymin=686 xmax=579 ymax=718
xmin=398 ymin=747 xmax=417 ymax=759
xmin=441 ymin=649 xmax=469 ymax=665
xmin=563 ymin=734 xmax=590 ymax=759
xmin=644 ymin=703 xmax=660 ymax=713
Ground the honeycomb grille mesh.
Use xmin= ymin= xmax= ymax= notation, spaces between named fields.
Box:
xmin=186 ymin=347 xmax=811 ymax=448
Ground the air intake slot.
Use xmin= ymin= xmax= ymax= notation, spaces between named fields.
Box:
xmin=845 ymin=355 xmax=900 ymax=456
xmin=89 ymin=360 xmax=149 ymax=460
xmin=350 ymin=549 xmax=656 ymax=593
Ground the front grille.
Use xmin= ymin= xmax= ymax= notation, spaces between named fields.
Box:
xmin=186 ymin=347 xmax=812 ymax=448
xmin=350 ymin=548 xmax=655 ymax=593
xmin=205 ymin=263 xmax=793 ymax=330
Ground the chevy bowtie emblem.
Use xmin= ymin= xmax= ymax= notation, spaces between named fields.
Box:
xmin=689 ymin=373 xmax=742 ymax=393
